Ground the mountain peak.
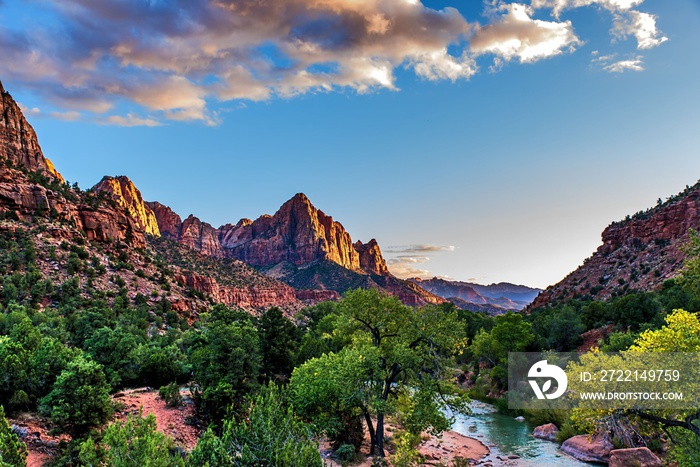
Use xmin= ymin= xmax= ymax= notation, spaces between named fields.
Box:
xmin=93 ymin=175 xmax=160 ymax=236
xmin=0 ymin=81 xmax=63 ymax=182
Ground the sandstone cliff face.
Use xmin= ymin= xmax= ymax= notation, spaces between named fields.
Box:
xmin=174 ymin=273 xmax=301 ymax=312
xmin=145 ymin=201 xmax=182 ymax=240
xmin=531 ymin=183 xmax=700 ymax=309
xmin=93 ymin=176 xmax=160 ymax=236
xmin=181 ymin=215 xmax=224 ymax=257
xmin=0 ymin=81 xmax=63 ymax=182
xmin=219 ymin=193 xmax=363 ymax=270
xmin=354 ymin=239 xmax=389 ymax=275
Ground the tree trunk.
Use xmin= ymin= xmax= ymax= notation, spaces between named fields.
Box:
xmin=364 ymin=411 xmax=377 ymax=456
xmin=376 ymin=412 xmax=385 ymax=457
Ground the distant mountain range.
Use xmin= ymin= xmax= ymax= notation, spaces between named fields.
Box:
xmin=410 ymin=277 xmax=541 ymax=313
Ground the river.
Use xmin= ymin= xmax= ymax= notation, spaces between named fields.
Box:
xmin=450 ymin=401 xmax=587 ymax=466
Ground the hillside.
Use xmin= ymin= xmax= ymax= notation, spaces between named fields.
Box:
xmin=1 ymin=79 xmax=440 ymax=310
xmin=531 ymin=182 xmax=700 ymax=309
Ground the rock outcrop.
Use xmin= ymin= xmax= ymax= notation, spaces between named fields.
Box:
xmin=531 ymin=182 xmax=700 ymax=309
xmin=152 ymin=194 xmax=391 ymax=276
xmin=354 ymin=239 xmax=389 ymax=275
xmin=180 ymin=215 xmax=224 ymax=258
xmin=93 ymin=176 xmax=160 ymax=236
xmin=532 ymin=423 xmax=559 ymax=442
xmin=145 ymin=201 xmax=182 ymax=240
xmin=174 ymin=273 xmax=301 ymax=312
xmin=609 ymin=447 xmax=662 ymax=467
xmin=0 ymin=80 xmax=63 ymax=181
xmin=148 ymin=194 xmax=445 ymax=306
xmin=560 ymin=435 xmax=612 ymax=463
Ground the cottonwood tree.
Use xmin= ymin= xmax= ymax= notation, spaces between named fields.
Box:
xmin=291 ymin=289 xmax=468 ymax=457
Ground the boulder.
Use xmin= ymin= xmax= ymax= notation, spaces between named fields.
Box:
xmin=533 ymin=423 xmax=559 ymax=441
xmin=609 ymin=447 xmax=662 ymax=467
xmin=560 ymin=435 xmax=612 ymax=463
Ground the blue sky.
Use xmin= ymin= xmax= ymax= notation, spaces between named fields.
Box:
xmin=1 ymin=0 xmax=699 ymax=288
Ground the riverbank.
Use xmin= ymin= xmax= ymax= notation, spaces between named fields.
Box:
xmin=322 ymin=421 xmax=490 ymax=466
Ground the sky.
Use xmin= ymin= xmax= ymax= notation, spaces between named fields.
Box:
xmin=1 ymin=0 xmax=699 ymax=289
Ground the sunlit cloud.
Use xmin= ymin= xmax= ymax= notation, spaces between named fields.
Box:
xmin=470 ymin=3 xmax=581 ymax=63
xmin=605 ymin=57 xmax=644 ymax=72
xmin=385 ymin=244 xmax=456 ymax=253
xmin=592 ymin=51 xmax=644 ymax=72
xmin=0 ymin=0 xmax=668 ymax=124
xmin=102 ymin=114 xmax=162 ymax=127
xmin=612 ymin=10 xmax=667 ymax=49
xmin=387 ymin=256 xmax=432 ymax=278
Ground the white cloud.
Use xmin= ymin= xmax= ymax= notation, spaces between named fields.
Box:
xmin=604 ymin=57 xmax=644 ymax=72
xmin=385 ymin=244 xmax=456 ymax=253
xmin=592 ymin=52 xmax=644 ymax=72
xmin=103 ymin=114 xmax=161 ymax=127
xmin=470 ymin=3 xmax=582 ymax=63
xmin=531 ymin=0 xmax=643 ymax=17
xmin=387 ymin=256 xmax=432 ymax=278
xmin=612 ymin=10 xmax=667 ymax=49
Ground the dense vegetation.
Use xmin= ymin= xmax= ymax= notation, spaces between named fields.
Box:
xmin=4 ymin=218 xmax=700 ymax=465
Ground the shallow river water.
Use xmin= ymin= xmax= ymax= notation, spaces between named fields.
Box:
xmin=450 ymin=401 xmax=588 ymax=466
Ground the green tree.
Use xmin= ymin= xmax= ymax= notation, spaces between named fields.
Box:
xmin=0 ymin=406 xmax=27 ymax=467
xmin=293 ymin=289 xmax=468 ymax=457
xmin=78 ymin=412 xmax=185 ymax=467
xmin=84 ymin=327 xmax=140 ymax=388
xmin=189 ymin=305 xmax=261 ymax=422
xmin=290 ymin=348 xmax=370 ymax=448
xmin=471 ymin=312 xmax=534 ymax=389
xmin=40 ymin=355 xmax=113 ymax=437
xmin=257 ymin=307 xmax=298 ymax=382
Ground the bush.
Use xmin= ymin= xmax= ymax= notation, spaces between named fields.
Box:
xmin=334 ymin=444 xmax=357 ymax=465
xmin=78 ymin=412 xmax=185 ymax=466
xmin=39 ymin=356 xmax=113 ymax=437
xmin=0 ymin=406 xmax=27 ymax=467
xmin=159 ymin=383 xmax=183 ymax=408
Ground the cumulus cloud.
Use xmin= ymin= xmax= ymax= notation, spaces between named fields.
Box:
xmin=470 ymin=3 xmax=581 ymax=63
xmin=531 ymin=0 xmax=667 ymax=51
xmin=612 ymin=11 xmax=667 ymax=49
xmin=0 ymin=0 xmax=475 ymax=123
xmin=385 ymin=244 xmax=456 ymax=253
xmin=387 ymin=256 xmax=432 ymax=279
xmin=0 ymin=0 xmax=667 ymax=124
xmin=531 ymin=0 xmax=643 ymax=17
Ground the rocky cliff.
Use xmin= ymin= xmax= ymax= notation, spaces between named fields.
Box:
xmin=218 ymin=193 xmax=363 ymax=269
xmin=531 ymin=182 xmax=700 ymax=309
xmin=0 ymin=80 xmax=63 ymax=182
xmin=93 ymin=176 xmax=160 ymax=236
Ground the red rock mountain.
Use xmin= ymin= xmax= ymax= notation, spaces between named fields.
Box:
xmin=148 ymin=195 xmax=443 ymax=305
xmin=149 ymin=193 xmax=391 ymax=276
xmin=531 ymin=182 xmax=700 ymax=309
xmin=0 ymin=79 xmax=439 ymax=308
xmin=1 ymin=80 xmax=63 ymax=182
